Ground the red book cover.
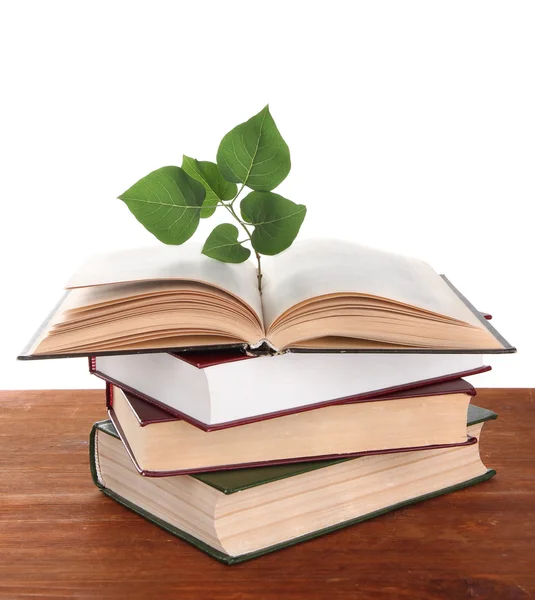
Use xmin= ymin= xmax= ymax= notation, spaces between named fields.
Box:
xmin=105 ymin=378 xmax=479 ymax=477
xmin=97 ymin=358 xmax=490 ymax=432
xmin=114 ymin=378 xmax=477 ymax=426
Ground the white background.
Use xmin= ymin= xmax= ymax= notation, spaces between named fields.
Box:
xmin=1 ymin=1 xmax=533 ymax=390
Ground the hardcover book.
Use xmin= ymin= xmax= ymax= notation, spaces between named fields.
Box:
xmin=90 ymin=404 xmax=497 ymax=563
xmin=19 ymin=239 xmax=514 ymax=358
xmin=107 ymin=379 xmax=480 ymax=475
xmin=92 ymin=350 xmax=491 ymax=427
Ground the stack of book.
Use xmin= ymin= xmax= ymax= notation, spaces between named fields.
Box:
xmin=19 ymin=240 xmax=514 ymax=564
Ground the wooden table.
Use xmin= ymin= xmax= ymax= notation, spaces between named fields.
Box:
xmin=1 ymin=389 xmax=534 ymax=599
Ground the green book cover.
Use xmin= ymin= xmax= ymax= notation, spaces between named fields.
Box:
xmin=89 ymin=405 xmax=496 ymax=563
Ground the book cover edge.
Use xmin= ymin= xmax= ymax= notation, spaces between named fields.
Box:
xmin=17 ymin=291 xmax=70 ymax=359
xmin=120 ymin=378 xmax=478 ymax=427
xmin=94 ymin=365 xmax=490 ymax=431
xmin=439 ymin=275 xmax=515 ymax=352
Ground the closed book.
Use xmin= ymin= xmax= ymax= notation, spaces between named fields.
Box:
xmin=18 ymin=240 xmax=514 ymax=359
xmin=90 ymin=404 xmax=497 ymax=563
xmin=92 ymin=350 xmax=491 ymax=428
xmin=107 ymin=379 xmax=480 ymax=475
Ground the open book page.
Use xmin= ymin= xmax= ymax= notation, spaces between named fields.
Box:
xmin=59 ymin=280 xmax=250 ymax=314
xmin=65 ymin=244 xmax=263 ymax=322
xmin=261 ymin=239 xmax=484 ymax=330
xmin=26 ymin=279 xmax=263 ymax=356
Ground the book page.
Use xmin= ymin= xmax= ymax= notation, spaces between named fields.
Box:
xmin=261 ymin=239 xmax=483 ymax=329
xmin=65 ymin=244 xmax=263 ymax=321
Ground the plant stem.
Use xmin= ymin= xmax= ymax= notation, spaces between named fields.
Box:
xmin=254 ymin=250 xmax=262 ymax=292
xmin=231 ymin=183 xmax=246 ymax=206
xmin=220 ymin=187 xmax=263 ymax=294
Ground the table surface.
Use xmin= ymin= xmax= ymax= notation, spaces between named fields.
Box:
xmin=1 ymin=388 xmax=534 ymax=600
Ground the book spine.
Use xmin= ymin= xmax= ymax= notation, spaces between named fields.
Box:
xmin=105 ymin=383 xmax=113 ymax=410
xmin=89 ymin=421 xmax=107 ymax=490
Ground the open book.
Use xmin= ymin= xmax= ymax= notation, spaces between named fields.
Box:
xmin=20 ymin=239 xmax=513 ymax=358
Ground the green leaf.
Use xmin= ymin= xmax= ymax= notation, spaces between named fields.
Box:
xmin=181 ymin=156 xmax=237 ymax=218
xmin=240 ymin=192 xmax=306 ymax=255
xmin=118 ymin=166 xmax=205 ymax=244
xmin=202 ymin=223 xmax=251 ymax=263
xmin=216 ymin=105 xmax=291 ymax=192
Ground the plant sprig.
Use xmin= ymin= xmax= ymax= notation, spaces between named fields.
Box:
xmin=118 ymin=106 xmax=307 ymax=293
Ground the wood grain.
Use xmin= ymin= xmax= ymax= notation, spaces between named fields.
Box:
xmin=1 ymin=389 xmax=534 ymax=600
